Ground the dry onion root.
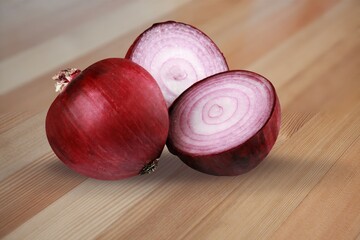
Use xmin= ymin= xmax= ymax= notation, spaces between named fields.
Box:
xmin=167 ymin=70 xmax=281 ymax=176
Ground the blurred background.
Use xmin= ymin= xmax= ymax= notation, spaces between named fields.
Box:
xmin=1 ymin=0 xmax=357 ymax=113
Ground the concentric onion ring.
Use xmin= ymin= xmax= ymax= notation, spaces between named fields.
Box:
xmin=167 ymin=70 xmax=281 ymax=176
xmin=126 ymin=21 xmax=228 ymax=107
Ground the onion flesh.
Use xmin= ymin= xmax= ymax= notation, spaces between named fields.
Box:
xmin=126 ymin=21 xmax=228 ymax=107
xmin=167 ymin=70 xmax=281 ymax=176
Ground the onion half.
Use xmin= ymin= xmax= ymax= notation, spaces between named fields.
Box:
xmin=126 ymin=21 xmax=228 ymax=107
xmin=167 ymin=70 xmax=281 ymax=176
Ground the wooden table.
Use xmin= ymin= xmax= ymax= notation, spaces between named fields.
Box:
xmin=1 ymin=0 xmax=359 ymax=239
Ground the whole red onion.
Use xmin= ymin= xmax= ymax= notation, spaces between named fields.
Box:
xmin=126 ymin=21 xmax=228 ymax=107
xmin=46 ymin=58 xmax=169 ymax=180
xmin=167 ymin=70 xmax=281 ymax=176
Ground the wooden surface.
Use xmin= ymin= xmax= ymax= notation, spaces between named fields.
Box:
xmin=1 ymin=0 xmax=359 ymax=239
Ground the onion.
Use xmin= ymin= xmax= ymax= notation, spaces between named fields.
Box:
xmin=126 ymin=21 xmax=228 ymax=107
xmin=167 ymin=70 xmax=281 ymax=176
xmin=46 ymin=58 xmax=169 ymax=180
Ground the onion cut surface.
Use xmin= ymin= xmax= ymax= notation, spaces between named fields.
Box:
xmin=126 ymin=21 xmax=228 ymax=107
xmin=167 ymin=70 xmax=281 ymax=176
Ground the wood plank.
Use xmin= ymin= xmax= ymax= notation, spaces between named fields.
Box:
xmin=248 ymin=0 xmax=359 ymax=87
xmin=3 ymin=151 xmax=183 ymax=240
xmin=219 ymin=0 xmax=340 ymax=69
xmin=0 ymin=153 xmax=86 ymax=238
xmin=271 ymin=133 xmax=360 ymax=239
xmin=281 ymin=34 xmax=360 ymax=112
xmin=0 ymin=112 xmax=33 ymax=134
xmin=0 ymin=112 xmax=49 ymax=181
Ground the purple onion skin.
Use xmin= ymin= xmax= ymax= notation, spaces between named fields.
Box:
xmin=46 ymin=58 xmax=169 ymax=180
xmin=166 ymin=73 xmax=281 ymax=176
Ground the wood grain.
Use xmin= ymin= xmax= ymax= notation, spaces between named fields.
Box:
xmin=1 ymin=0 xmax=359 ymax=239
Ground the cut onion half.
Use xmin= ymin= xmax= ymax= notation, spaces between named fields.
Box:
xmin=167 ymin=70 xmax=281 ymax=176
xmin=126 ymin=21 xmax=229 ymax=107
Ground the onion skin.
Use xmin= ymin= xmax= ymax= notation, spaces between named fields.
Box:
xmin=46 ymin=58 xmax=169 ymax=180
xmin=167 ymin=71 xmax=281 ymax=176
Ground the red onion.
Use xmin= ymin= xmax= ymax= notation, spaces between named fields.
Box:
xmin=126 ymin=21 xmax=228 ymax=107
xmin=46 ymin=58 xmax=169 ymax=180
xmin=167 ymin=70 xmax=281 ymax=176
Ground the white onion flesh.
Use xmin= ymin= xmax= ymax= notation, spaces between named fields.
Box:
xmin=128 ymin=22 xmax=228 ymax=106
xmin=169 ymin=71 xmax=275 ymax=155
